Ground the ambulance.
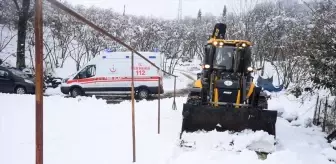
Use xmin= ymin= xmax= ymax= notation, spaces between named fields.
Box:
xmin=60 ymin=50 xmax=164 ymax=99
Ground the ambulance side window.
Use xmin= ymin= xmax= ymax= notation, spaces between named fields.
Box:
xmin=86 ymin=65 xmax=96 ymax=78
xmin=75 ymin=65 xmax=96 ymax=79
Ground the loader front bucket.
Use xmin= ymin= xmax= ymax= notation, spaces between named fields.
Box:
xmin=181 ymin=103 xmax=278 ymax=137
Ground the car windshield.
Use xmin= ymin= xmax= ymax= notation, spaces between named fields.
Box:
xmin=8 ymin=68 xmax=30 ymax=79
xmin=213 ymin=46 xmax=236 ymax=70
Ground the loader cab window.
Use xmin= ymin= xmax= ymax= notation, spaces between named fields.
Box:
xmin=234 ymin=47 xmax=252 ymax=73
xmin=214 ymin=46 xmax=236 ymax=70
xmin=75 ymin=65 xmax=96 ymax=79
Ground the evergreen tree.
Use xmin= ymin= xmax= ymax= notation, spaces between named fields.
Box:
xmin=222 ymin=5 xmax=227 ymax=20
xmin=197 ymin=9 xmax=202 ymax=20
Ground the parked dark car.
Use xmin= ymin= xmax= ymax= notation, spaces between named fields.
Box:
xmin=0 ymin=66 xmax=46 ymax=94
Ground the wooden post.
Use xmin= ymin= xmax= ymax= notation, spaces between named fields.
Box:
xmin=317 ymin=100 xmax=322 ymax=125
xmin=334 ymin=99 xmax=336 ymax=131
xmin=158 ymin=77 xmax=161 ymax=134
xmin=35 ymin=0 xmax=44 ymax=164
xmin=131 ymin=51 xmax=136 ymax=162
xmin=172 ymin=76 xmax=177 ymax=110
xmin=174 ymin=76 xmax=176 ymax=100
xmin=323 ymin=96 xmax=328 ymax=132
xmin=313 ymin=95 xmax=319 ymax=125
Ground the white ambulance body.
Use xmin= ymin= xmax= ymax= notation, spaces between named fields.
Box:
xmin=60 ymin=50 xmax=164 ymax=98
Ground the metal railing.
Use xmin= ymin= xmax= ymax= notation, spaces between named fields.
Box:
xmin=313 ymin=95 xmax=336 ymax=140
xmin=34 ymin=0 xmax=180 ymax=163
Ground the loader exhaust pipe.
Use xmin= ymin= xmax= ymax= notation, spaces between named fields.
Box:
xmin=211 ymin=23 xmax=227 ymax=39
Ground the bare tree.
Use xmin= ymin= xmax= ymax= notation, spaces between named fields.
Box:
xmin=12 ymin=0 xmax=34 ymax=69
xmin=69 ymin=41 xmax=86 ymax=71
xmin=0 ymin=25 xmax=16 ymax=53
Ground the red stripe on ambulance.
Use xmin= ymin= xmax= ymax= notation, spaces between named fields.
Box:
xmin=66 ymin=76 xmax=161 ymax=84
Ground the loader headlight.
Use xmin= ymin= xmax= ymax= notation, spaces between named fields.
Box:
xmin=219 ymin=42 xmax=224 ymax=46
xmin=224 ymin=80 xmax=233 ymax=86
xmin=213 ymin=41 xmax=218 ymax=46
xmin=247 ymin=67 xmax=253 ymax=72
xmin=242 ymin=43 xmax=247 ymax=47
xmin=204 ymin=64 xmax=210 ymax=69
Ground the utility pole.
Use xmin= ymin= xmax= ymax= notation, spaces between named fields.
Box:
xmin=35 ymin=0 xmax=44 ymax=164
xmin=177 ymin=0 xmax=182 ymax=21
xmin=123 ymin=5 xmax=126 ymax=16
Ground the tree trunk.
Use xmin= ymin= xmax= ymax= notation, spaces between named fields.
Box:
xmin=16 ymin=0 xmax=31 ymax=69
xmin=261 ymin=58 xmax=266 ymax=76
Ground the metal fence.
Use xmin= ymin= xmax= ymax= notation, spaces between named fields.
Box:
xmin=313 ymin=95 xmax=336 ymax=141
xmin=33 ymin=0 xmax=179 ymax=163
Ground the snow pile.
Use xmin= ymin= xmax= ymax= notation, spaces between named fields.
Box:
xmin=162 ymin=71 xmax=194 ymax=92
xmin=175 ymin=61 xmax=202 ymax=75
xmin=44 ymin=86 xmax=63 ymax=96
xmin=181 ymin=130 xmax=276 ymax=153
xmin=0 ymin=93 xmax=186 ymax=164
xmin=268 ymin=91 xmax=318 ymax=127
xmin=321 ymin=147 xmax=336 ymax=162
xmin=332 ymin=141 xmax=336 ymax=148
xmin=331 ymin=141 xmax=336 ymax=148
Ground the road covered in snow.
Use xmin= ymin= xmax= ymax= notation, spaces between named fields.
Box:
xmin=1 ymin=90 xmax=335 ymax=164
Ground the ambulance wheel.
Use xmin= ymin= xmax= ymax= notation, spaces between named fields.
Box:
xmin=137 ymin=88 xmax=149 ymax=100
xmin=70 ymin=87 xmax=83 ymax=98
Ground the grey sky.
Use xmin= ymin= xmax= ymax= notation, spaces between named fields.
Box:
xmin=66 ymin=0 xmax=266 ymax=19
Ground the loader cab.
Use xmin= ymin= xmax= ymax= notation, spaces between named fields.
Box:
xmin=203 ymin=39 xmax=253 ymax=75
xmin=200 ymin=39 xmax=255 ymax=104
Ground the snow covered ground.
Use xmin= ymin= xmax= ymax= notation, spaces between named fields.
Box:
xmin=1 ymin=90 xmax=335 ymax=164
xmin=1 ymin=25 xmax=335 ymax=163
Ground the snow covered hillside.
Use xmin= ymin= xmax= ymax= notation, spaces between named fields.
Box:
xmin=1 ymin=90 xmax=335 ymax=164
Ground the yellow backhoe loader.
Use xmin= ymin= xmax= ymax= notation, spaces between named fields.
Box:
xmin=180 ymin=23 xmax=278 ymax=140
